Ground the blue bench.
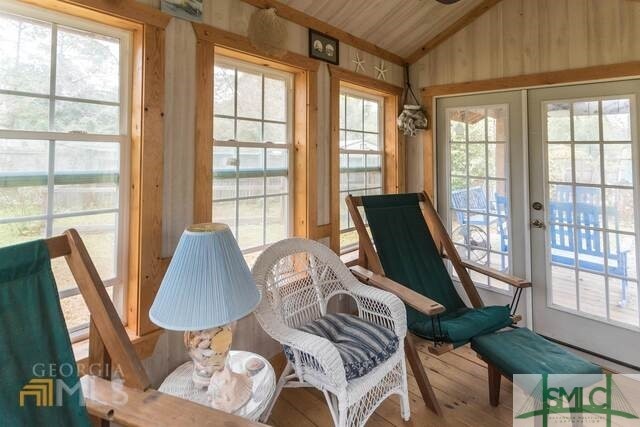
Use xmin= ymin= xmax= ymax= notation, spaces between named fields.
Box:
xmin=549 ymin=201 xmax=629 ymax=306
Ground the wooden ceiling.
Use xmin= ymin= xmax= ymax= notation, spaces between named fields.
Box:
xmin=278 ymin=0 xmax=489 ymax=60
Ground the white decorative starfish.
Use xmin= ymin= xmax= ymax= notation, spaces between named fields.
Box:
xmin=374 ymin=61 xmax=388 ymax=81
xmin=352 ymin=51 xmax=365 ymax=73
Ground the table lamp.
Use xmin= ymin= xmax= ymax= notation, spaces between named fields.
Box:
xmin=150 ymin=223 xmax=260 ymax=412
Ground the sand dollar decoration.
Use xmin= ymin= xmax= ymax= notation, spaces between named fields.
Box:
xmin=248 ymin=8 xmax=288 ymax=58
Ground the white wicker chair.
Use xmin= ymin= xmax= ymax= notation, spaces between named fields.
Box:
xmin=252 ymin=238 xmax=410 ymax=427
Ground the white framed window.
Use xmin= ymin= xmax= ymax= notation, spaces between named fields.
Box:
xmin=339 ymin=88 xmax=383 ymax=251
xmin=212 ymin=56 xmax=294 ymax=261
xmin=0 ymin=2 xmax=132 ymax=338
xmin=446 ymin=105 xmax=511 ymax=292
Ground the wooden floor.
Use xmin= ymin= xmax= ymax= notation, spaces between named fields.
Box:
xmin=267 ymin=336 xmax=514 ymax=427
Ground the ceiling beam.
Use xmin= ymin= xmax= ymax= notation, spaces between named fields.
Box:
xmin=406 ymin=0 xmax=504 ymax=64
xmin=237 ymin=0 xmax=406 ymax=66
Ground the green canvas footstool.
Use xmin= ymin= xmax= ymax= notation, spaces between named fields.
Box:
xmin=470 ymin=327 xmax=602 ymax=406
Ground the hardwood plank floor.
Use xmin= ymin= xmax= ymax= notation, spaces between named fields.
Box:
xmin=267 ymin=336 xmax=513 ymax=427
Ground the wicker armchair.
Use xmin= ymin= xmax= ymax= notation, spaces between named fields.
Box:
xmin=252 ymin=238 xmax=410 ymax=427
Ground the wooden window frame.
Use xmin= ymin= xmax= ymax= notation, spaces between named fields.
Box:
xmin=328 ymin=65 xmax=404 ymax=253
xmin=192 ymin=23 xmax=320 ymax=244
xmin=20 ymin=0 xmax=170 ymax=358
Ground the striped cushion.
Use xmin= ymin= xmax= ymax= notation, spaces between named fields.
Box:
xmin=284 ymin=313 xmax=399 ymax=380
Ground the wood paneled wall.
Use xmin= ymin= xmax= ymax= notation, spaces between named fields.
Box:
xmin=405 ymin=0 xmax=640 ymax=193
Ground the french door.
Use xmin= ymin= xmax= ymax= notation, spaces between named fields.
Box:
xmin=529 ymin=81 xmax=640 ymax=367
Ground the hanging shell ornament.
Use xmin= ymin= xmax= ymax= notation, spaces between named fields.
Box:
xmin=248 ymin=8 xmax=288 ymax=58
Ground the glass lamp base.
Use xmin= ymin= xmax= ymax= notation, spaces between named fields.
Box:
xmin=184 ymin=325 xmax=233 ymax=388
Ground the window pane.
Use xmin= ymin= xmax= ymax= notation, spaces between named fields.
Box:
xmin=487 ymin=107 xmax=506 ymax=141
xmin=340 ymin=193 xmax=349 ymax=230
xmin=448 ymin=109 xmax=466 ymax=142
xmin=467 ymin=108 xmax=485 ymax=141
xmin=363 ymin=133 xmax=378 ymax=151
xmin=574 ymin=144 xmax=600 ymax=185
xmin=237 ymin=197 xmax=263 ymax=249
xmin=266 ymin=148 xmax=287 ymax=195
xmin=573 ymin=101 xmax=599 ymax=141
xmin=603 ymin=99 xmax=631 ymax=141
xmin=603 ymin=144 xmax=633 ymax=186
xmin=546 ymin=103 xmax=571 ymax=141
xmin=551 ymin=265 xmax=577 ymax=310
xmin=367 ymin=170 xmax=381 ymax=188
xmin=547 ymin=144 xmax=572 ymax=183
xmin=345 ymin=131 xmax=362 ymax=149
xmin=578 ymin=271 xmax=606 ymax=318
xmin=549 ymin=184 xmax=573 ymax=225
xmin=487 ymin=143 xmax=507 ymax=178
xmin=450 ymin=143 xmax=466 ymax=176
xmin=0 ymin=220 xmax=45 ymax=247
xmin=54 ymin=143 xmax=120 ymax=213
xmin=213 ymin=146 xmax=237 ymax=200
xmin=468 ymin=143 xmax=486 ymax=177
xmin=609 ymin=279 xmax=638 ymax=327
xmin=236 ymin=70 xmax=261 ymax=119
xmin=363 ymin=100 xmax=378 ymax=132
xmin=214 ymin=65 xmax=235 ymax=116
xmin=0 ymin=94 xmax=49 ymax=131
xmin=265 ymin=195 xmax=287 ymax=244
xmin=213 ymin=199 xmax=236 ymax=232
xmin=0 ymin=14 xmax=51 ymax=94
xmin=264 ymin=77 xmax=286 ymax=122
xmin=607 ymin=233 xmax=636 ymax=280
xmin=56 ymin=27 xmax=120 ymax=102
xmin=346 ymin=96 xmax=363 ymax=131
xmin=214 ymin=117 xmax=234 ymax=141
xmin=366 ymin=153 xmax=381 ymax=169
xmin=605 ymin=188 xmax=634 ymax=232
xmin=264 ymin=122 xmax=286 ymax=143
xmin=0 ymin=139 xmax=49 ymax=218
xmin=236 ymin=119 xmax=261 ymax=142
xmin=54 ymin=100 xmax=119 ymax=134
xmin=238 ymin=147 xmax=264 ymax=197
xmin=339 ymin=94 xmax=346 ymax=129
xmin=53 ymin=212 xmax=117 ymax=280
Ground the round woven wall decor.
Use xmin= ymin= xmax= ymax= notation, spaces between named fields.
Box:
xmin=248 ymin=8 xmax=288 ymax=58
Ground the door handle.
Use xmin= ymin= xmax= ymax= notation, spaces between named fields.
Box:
xmin=530 ymin=219 xmax=546 ymax=229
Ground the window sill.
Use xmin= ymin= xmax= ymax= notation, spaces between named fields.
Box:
xmin=73 ymin=328 xmax=164 ymax=375
xmin=340 ymin=249 xmax=360 ymax=267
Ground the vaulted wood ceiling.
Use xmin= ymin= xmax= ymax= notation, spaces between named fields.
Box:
xmin=279 ymin=0 xmax=488 ymax=59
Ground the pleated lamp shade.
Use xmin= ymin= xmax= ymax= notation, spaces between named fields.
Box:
xmin=149 ymin=223 xmax=260 ymax=331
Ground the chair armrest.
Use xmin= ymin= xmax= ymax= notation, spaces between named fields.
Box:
xmin=81 ymin=375 xmax=264 ymax=426
xmin=350 ymin=265 xmax=446 ymax=316
xmin=344 ymin=277 xmax=408 ymax=338
xmin=459 ymin=259 xmax=531 ymax=288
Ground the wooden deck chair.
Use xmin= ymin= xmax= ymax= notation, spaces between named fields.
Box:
xmin=1 ymin=229 xmax=260 ymax=427
xmin=346 ymin=192 xmax=531 ymax=414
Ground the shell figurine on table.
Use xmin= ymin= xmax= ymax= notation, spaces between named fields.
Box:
xmin=206 ymin=364 xmax=253 ymax=413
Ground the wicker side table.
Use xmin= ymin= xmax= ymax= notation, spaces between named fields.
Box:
xmin=158 ymin=351 xmax=276 ymax=422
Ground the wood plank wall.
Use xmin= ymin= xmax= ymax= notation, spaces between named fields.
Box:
xmin=406 ymin=0 xmax=640 ymax=193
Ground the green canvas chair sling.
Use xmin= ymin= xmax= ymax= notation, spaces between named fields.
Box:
xmin=0 ymin=239 xmax=90 ymax=427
